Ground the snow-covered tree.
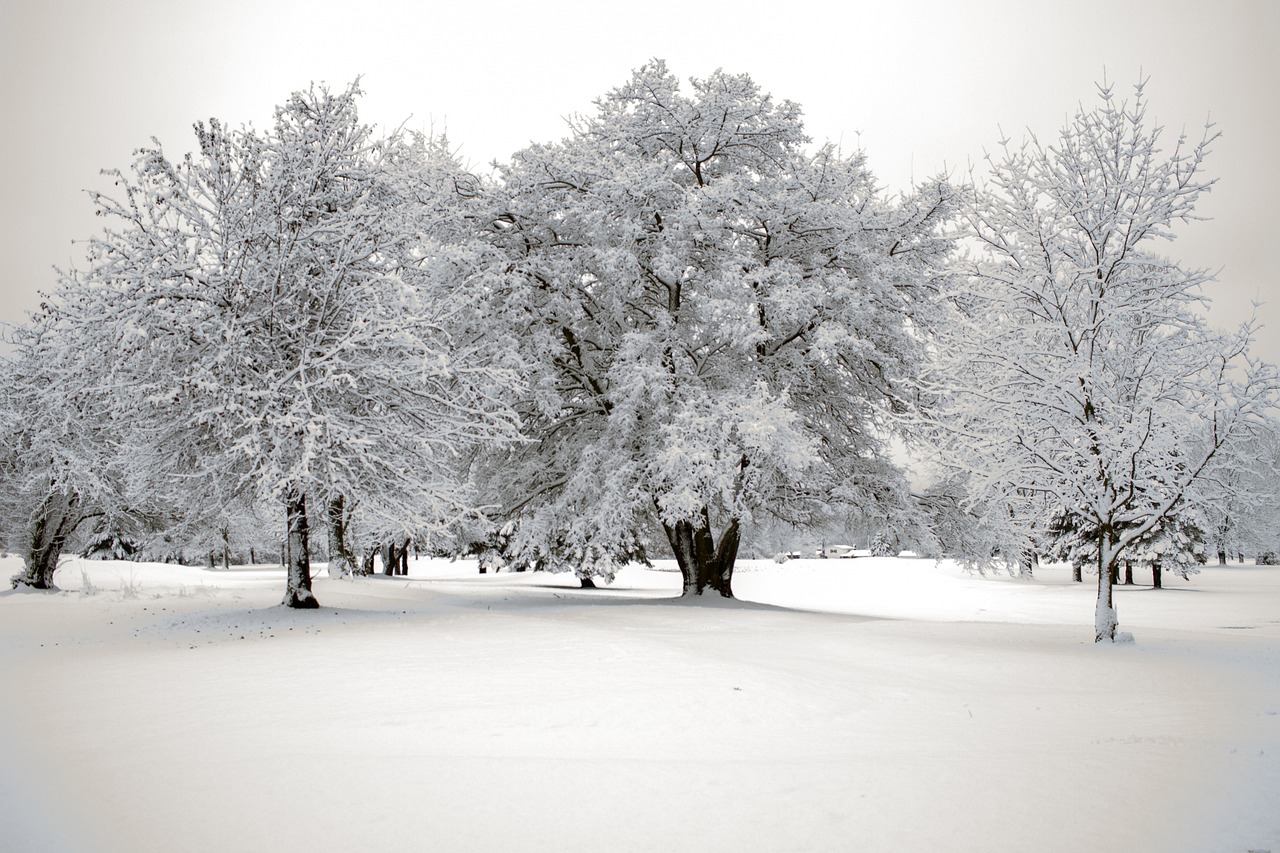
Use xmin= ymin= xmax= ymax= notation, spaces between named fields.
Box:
xmin=921 ymin=78 xmax=1277 ymax=641
xmin=0 ymin=312 xmax=128 ymax=589
xmin=479 ymin=60 xmax=955 ymax=596
xmin=1196 ymin=418 xmax=1280 ymax=563
xmin=48 ymin=82 xmax=520 ymax=606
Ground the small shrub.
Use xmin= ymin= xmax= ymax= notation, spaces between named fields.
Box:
xmin=1257 ymin=551 xmax=1278 ymax=566
xmin=114 ymin=569 xmax=142 ymax=599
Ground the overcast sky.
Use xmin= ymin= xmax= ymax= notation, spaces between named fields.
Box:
xmin=3 ymin=0 xmax=1277 ymax=358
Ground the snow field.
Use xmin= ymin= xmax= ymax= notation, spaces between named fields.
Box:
xmin=1 ymin=555 xmax=1277 ymax=852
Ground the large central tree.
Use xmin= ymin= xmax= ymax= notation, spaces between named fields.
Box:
xmin=480 ymin=61 xmax=955 ymax=596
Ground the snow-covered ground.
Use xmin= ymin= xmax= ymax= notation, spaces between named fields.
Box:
xmin=1 ymin=555 xmax=1277 ymax=852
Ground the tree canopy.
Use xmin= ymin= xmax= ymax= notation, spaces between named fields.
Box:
xmin=919 ymin=79 xmax=1278 ymax=640
xmin=476 ymin=60 xmax=956 ymax=595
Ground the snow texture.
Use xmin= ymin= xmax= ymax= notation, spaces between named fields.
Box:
xmin=1 ymin=554 xmax=1277 ymax=852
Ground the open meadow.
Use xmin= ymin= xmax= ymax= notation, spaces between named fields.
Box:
xmin=1 ymin=555 xmax=1277 ymax=852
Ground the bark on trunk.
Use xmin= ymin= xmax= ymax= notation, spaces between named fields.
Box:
xmin=1217 ymin=549 xmax=1227 ymax=566
xmin=1072 ymin=558 xmax=1083 ymax=583
xmin=1123 ymin=562 xmax=1134 ymax=585
xmin=326 ymin=495 xmax=355 ymax=578
xmin=381 ymin=542 xmax=396 ymax=576
xmin=579 ymin=576 xmax=597 ymax=589
xmin=12 ymin=491 xmax=82 ymax=590
xmin=1152 ymin=564 xmax=1163 ymax=589
xmin=398 ymin=540 xmax=409 ymax=576
xmin=282 ymin=489 xmax=319 ymax=608
xmin=1095 ymin=531 xmax=1118 ymax=643
xmin=663 ymin=509 xmax=740 ymax=598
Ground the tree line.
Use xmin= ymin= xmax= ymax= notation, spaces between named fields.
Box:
xmin=2 ymin=62 xmax=1275 ymax=641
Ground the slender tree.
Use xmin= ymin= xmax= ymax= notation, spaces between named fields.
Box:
xmin=921 ymin=78 xmax=1277 ymax=641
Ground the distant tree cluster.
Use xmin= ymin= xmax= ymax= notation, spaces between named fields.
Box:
xmin=2 ymin=67 xmax=1274 ymax=640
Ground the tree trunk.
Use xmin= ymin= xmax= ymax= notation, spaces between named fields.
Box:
xmin=326 ymin=495 xmax=354 ymax=578
xmin=398 ymin=539 xmax=409 ymax=576
xmin=359 ymin=549 xmax=375 ymax=576
xmin=282 ymin=489 xmax=319 ymax=608
xmin=1072 ymin=558 xmax=1083 ymax=583
xmin=1018 ymin=549 xmax=1037 ymax=579
xmin=579 ymin=576 xmax=597 ymax=589
xmin=663 ymin=508 xmax=740 ymax=598
xmin=1217 ymin=549 xmax=1227 ymax=566
xmin=381 ymin=542 xmax=396 ymax=576
xmin=12 ymin=490 xmax=82 ymax=590
xmin=1152 ymin=564 xmax=1163 ymax=589
xmin=1123 ymin=562 xmax=1134 ymax=585
xmin=1095 ymin=531 xmax=1118 ymax=643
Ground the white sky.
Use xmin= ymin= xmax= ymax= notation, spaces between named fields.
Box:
xmin=3 ymin=0 xmax=1277 ymax=358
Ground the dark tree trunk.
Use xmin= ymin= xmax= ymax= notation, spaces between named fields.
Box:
xmin=326 ymin=495 xmax=355 ymax=578
xmin=359 ymin=549 xmax=375 ymax=576
xmin=397 ymin=540 xmax=409 ymax=576
xmin=207 ymin=551 xmax=215 ymax=571
xmin=12 ymin=491 xmax=82 ymax=590
xmin=1018 ymin=549 xmax=1037 ymax=579
xmin=381 ymin=542 xmax=396 ymax=576
xmin=282 ymin=489 xmax=319 ymax=608
xmin=663 ymin=508 xmax=740 ymax=598
xmin=1123 ymin=562 xmax=1134 ymax=585
xmin=1072 ymin=558 xmax=1083 ymax=583
xmin=1217 ymin=549 xmax=1227 ymax=566
xmin=220 ymin=525 xmax=231 ymax=570
xmin=1152 ymin=564 xmax=1163 ymax=589
xmin=579 ymin=576 xmax=597 ymax=589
